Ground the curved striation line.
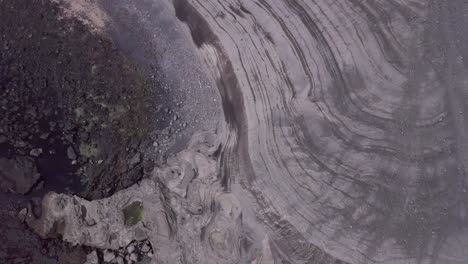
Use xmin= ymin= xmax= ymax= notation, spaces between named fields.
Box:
xmin=174 ymin=0 xmax=468 ymax=263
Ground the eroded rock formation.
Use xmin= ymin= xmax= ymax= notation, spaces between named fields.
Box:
xmin=173 ymin=0 xmax=468 ymax=263
xmin=28 ymin=132 xmax=243 ymax=264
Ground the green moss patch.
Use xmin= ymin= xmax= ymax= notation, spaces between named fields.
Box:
xmin=123 ymin=201 xmax=144 ymax=226
xmin=79 ymin=143 xmax=98 ymax=158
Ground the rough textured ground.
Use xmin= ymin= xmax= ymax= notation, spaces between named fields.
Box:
xmin=29 ymin=132 xmax=242 ymax=264
xmin=1 ymin=0 xmax=222 ymax=263
xmin=0 ymin=0 xmax=162 ymax=263
xmin=174 ymin=0 xmax=468 ymax=263
xmin=0 ymin=191 xmax=92 ymax=264
xmin=5 ymin=0 xmax=468 ymax=264
xmin=98 ymin=0 xmax=222 ymax=154
xmin=0 ymin=0 xmax=159 ymax=200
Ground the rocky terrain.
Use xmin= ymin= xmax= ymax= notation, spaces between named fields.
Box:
xmin=3 ymin=0 xmax=468 ymax=264
xmin=0 ymin=0 xmax=222 ymax=263
xmin=28 ymin=132 xmax=243 ymax=264
xmin=0 ymin=0 xmax=159 ymax=200
xmin=1 ymin=0 xmax=172 ymax=263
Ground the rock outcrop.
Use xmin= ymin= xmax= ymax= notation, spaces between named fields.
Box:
xmin=28 ymin=132 xmax=243 ymax=264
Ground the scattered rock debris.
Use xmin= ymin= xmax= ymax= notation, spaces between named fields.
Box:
xmin=27 ymin=133 xmax=243 ymax=264
xmin=0 ymin=0 xmax=158 ymax=200
xmin=0 ymin=0 xmax=182 ymax=263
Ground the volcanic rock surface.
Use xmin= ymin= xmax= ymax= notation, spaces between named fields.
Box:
xmin=29 ymin=132 xmax=242 ymax=264
xmin=19 ymin=0 xmax=468 ymax=264
xmin=172 ymin=0 xmax=468 ymax=263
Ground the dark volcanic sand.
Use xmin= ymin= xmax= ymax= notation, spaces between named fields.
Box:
xmin=0 ymin=0 xmax=158 ymax=199
xmin=0 ymin=0 xmax=161 ymax=262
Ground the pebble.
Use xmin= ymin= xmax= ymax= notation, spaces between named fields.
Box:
xmin=141 ymin=244 xmax=150 ymax=253
xmin=17 ymin=208 xmax=28 ymax=222
xmin=114 ymin=256 xmax=124 ymax=264
xmin=127 ymin=245 xmax=135 ymax=254
xmin=14 ymin=141 xmax=27 ymax=148
xmin=39 ymin=132 xmax=49 ymax=139
xmin=86 ymin=250 xmax=98 ymax=264
xmin=103 ymin=250 xmax=115 ymax=262
xmin=67 ymin=146 xmax=77 ymax=160
xmin=130 ymin=253 xmax=138 ymax=262
xmin=30 ymin=148 xmax=43 ymax=157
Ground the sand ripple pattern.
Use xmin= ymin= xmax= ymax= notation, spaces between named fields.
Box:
xmin=175 ymin=0 xmax=468 ymax=263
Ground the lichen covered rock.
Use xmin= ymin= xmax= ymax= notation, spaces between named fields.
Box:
xmin=123 ymin=201 xmax=144 ymax=226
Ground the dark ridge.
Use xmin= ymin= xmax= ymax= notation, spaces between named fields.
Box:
xmin=172 ymin=0 xmax=247 ymax=191
xmin=173 ymin=0 xmax=218 ymax=47
xmin=229 ymin=4 xmax=245 ymax=18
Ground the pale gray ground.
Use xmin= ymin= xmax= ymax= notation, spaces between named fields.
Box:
xmin=29 ymin=1 xmax=468 ymax=264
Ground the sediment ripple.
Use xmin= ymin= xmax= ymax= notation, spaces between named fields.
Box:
xmin=174 ymin=0 xmax=468 ymax=263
